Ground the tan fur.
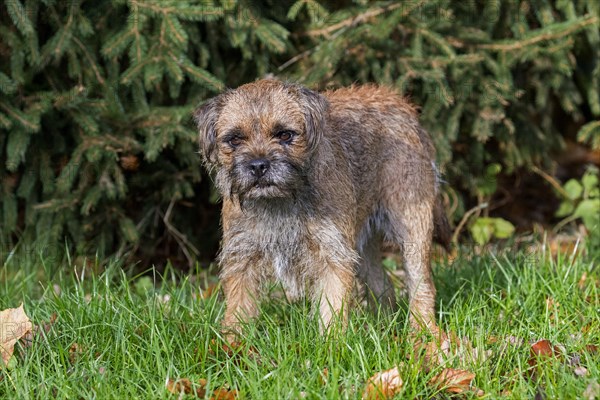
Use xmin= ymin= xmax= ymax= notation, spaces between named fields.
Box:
xmin=195 ymin=79 xmax=450 ymax=336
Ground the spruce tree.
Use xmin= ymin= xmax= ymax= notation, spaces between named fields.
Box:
xmin=1 ymin=0 xmax=598 ymax=265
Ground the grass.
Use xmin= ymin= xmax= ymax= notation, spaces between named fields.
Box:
xmin=1 ymin=239 xmax=598 ymax=399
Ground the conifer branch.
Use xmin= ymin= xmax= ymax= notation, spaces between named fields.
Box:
xmin=452 ymin=15 xmax=598 ymax=51
xmin=304 ymin=2 xmax=422 ymax=38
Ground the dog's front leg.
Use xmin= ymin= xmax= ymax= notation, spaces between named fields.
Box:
xmin=221 ymin=270 xmax=261 ymax=340
xmin=313 ymin=263 xmax=355 ymax=334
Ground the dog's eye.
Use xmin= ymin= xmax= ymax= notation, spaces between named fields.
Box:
xmin=228 ymin=136 xmax=243 ymax=147
xmin=275 ymin=130 xmax=295 ymax=143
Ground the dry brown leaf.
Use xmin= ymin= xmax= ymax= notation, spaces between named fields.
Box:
xmin=528 ymin=339 xmax=564 ymax=370
xmin=362 ymin=366 xmax=403 ymax=400
xmin=167 ymin=378 xmax=205 ymax=397
xmin=429 ymin=368 xmax=483 ymax=396
xmin=211 ymin=387 xmax=238 ymax=400
xmin=166 ymin=378 xmax=237 ymax=399
xmin=0 ymin=304 xmax=33 ymax=367
xmin=530 ymin=339 xmax=554 ymax=359
xmin=411 ymin=330 xmax=451 ymax=369
xmin=585 ymin=344 xmax=599 ymax=354
xmin=69 ymin=343 xmax=83 ymax=364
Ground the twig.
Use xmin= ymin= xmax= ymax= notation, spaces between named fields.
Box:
xmin=451 ymin=202 xmax=489 ymax=244
xmin=161 ymin=198 xmax=200 ymax=267
xmin=278 ymin=49 xmax=313 ymax=71
xmin=473 ymin=15 xmax=597 ymax=51
xmin=447 ymin=15 xmax=598 ymax=51
xmin=530 ymin=165 xmax=569 ymax=199
xmin=304 ymin=2 xmax=421 ymax=38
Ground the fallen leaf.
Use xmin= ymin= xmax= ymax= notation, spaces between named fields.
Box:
xmin=362 ymin=366 xmax=403 ymax=399
xmin=166 ymin=378 xmax=237 ymax=399
xmin=584 ymin=380 xmax=600 ymax=400
xmin=0 ymin=304 xmax=33 ymax=367
xmin=528 ymin=339 xmax=564 ymax=368
xmin=585 ymin=344 xmax=598 ymax=354
xmin=69 ymin=343 xmax=83 ymax=364
xmin=429 ymin=368 xmax=483 ymax=396
xmin=211 ymin=387 xmax=238 ymax=400
xmin=530 ymin=339 xmax=553 ymax=358
xmin=167 ymin=378 xmax=205 ymax=397
xmin=412 ymin=331 xmax=450 ymax=369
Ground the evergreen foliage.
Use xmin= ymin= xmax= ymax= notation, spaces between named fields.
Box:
xmin=1 ymin=0 xmax=598 ymax=264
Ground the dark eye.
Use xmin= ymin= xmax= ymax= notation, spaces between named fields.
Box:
xmin=228 ymin=136 xmax=243 ymax=147
xmin=275 ymin=130 xmax=295 ymax=144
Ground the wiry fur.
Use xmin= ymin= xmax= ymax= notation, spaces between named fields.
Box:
xmin=194 ymin=79 xmax=451 ymax=335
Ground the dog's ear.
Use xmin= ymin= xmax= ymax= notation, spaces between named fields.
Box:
xmin=295 ymin=86 xmax=329 ymax=153
xmin=194 ymin=95 xmax=224 ymax=165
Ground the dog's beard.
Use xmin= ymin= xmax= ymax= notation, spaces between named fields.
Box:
xmin=216 ymin=157 xmax=306 ymax=204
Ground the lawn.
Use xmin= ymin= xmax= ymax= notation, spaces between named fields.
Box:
xmin=1 ymin=239 xmax=598 ymax=399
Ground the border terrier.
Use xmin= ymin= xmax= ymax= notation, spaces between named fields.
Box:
xmin=195 ymin=79 xmax=451 ymax=336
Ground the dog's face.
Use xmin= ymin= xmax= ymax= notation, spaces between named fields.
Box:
xmin=195 ymin=80 xmax=329 ymax=201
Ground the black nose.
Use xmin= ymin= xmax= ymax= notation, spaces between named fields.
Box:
xmin=247 ymin=158 xmax=270 ymax=177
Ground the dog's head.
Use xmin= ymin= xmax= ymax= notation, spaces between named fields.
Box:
xmin=194 ymin=79 xmax=329 ymax=201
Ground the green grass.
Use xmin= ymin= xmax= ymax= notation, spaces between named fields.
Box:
xmin=1 ymin=240 xmax=598 ymax=399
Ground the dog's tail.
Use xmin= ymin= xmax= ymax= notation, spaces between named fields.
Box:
xmin=433 ymin=196 xmax=452 ymax=252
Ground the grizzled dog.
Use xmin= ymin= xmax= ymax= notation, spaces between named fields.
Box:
xmin=195 ymin=79 xmax=450 ymax=336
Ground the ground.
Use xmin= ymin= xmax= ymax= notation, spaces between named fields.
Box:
xmin=0 ymin=239 xmax=598 ymax=399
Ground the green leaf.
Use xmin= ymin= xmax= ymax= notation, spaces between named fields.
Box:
xmin=470 ymin=217 xmax=515 ymax=245
xmin=477 ymin=163 xmax=502 ymax=196
xmin=574 ymin=199 xmax=600 ymax=230
xmin=555 ymin=201 xmax=574 ymax=218
xmin=470 ymin=217 xmax=495 ymax=246
xmin=134 ymin=276 xmax=153 ymax=295
xmin=581 ymin=169 xmax=599 ymax=194
xmin=492 ymin=218 xmax=515 ymax=239
xmin=563 ymin=179 xmax=583 ymax=200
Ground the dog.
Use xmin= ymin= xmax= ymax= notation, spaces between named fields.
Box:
xmin=194 ymin=79 xmax=451 ymax=336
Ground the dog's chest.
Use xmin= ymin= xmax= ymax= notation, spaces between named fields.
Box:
xmin=243 ymin=207 xmax=308 ymax=281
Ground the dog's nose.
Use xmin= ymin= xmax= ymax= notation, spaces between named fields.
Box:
xmin=247 ymin=158 xmax=270 ymax=177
